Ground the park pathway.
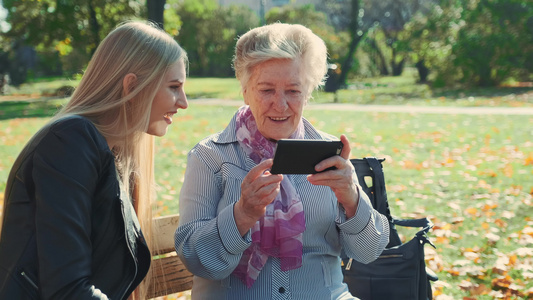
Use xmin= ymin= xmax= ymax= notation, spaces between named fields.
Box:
xmin=190 ymin=99 xmax=533 ymax=115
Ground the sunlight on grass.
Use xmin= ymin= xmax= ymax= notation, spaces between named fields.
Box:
xmin=184 ymin=77 xmax=242 ymax=100
xmin=3 ymin=107 xmax=531 ymax=298
xmin=3 ymin=71 xmax=532 ymax=108
xmin=1 ymin=84 xmax=532 ymax=298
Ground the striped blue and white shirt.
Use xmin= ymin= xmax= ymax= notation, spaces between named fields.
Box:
xmin=175 ymin=112 xmax=389 ymax=300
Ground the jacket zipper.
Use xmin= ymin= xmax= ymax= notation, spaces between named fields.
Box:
xmin=379 ymin=254 xmax=403 ymax=259
xmin=345 ymin=258 xmax=353 ymax=270
xmin=20 ymin=271 xmax=39 ymax=290
xmin=118 ymin=197 xmax=138 ymax=299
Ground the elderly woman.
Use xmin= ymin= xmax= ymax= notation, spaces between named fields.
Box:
xmin=174 ymin=23 xmax=388 ymax=299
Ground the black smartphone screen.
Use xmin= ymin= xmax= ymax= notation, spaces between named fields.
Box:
xmin=270 ymin=139 xmax=343 ymax=174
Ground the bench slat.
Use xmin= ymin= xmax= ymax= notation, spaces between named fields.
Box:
xmin=152 ymin=214 xmax=180 ymax=255
xmin=148 ymin=214 xmax=194 ymax=299
xmin=147 ymin=254 xmax=194 ymax=298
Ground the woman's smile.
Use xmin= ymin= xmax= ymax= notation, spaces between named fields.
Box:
xmin=243 ymin=59 xmax=308 ymax=141
xmin=163 ymin=111 xmax=177 ymax=124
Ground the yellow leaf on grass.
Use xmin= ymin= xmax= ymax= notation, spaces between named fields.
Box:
xmin=524 ymin=153 xmax=533 ymax=166
xmin=482 ymin=203 xmax=498 ymax=211
xmin=523 ymin=227 xmax=533 ymax=237
xmin=465 ymin=207 xmax=478 ymax=216
xmin=481 ymin=170 xmax=498 ymax=177
xmin=508 ymin=255 xmax=517 ymax=266
xmin=503 ymin=164 xmax=514 ymax=178
xmin=484 ymin=134 xmax=491 ymax=146
xmin=494 ymin=219 xmax=507 ymax=228
xmin=436 ymin=236 xmax=449 ymax=244
xmin=491 ymin=275 xmax=512 ymax=289
xmin=401 ymin=160 xmax=421 ymax=170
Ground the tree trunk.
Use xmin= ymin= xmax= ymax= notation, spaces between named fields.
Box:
xmin=477 ymin=65 xmax=494 ymax=86
xmin=336 ymin=0 xmax=366 ymax=98
xmin=391 ymin=58 xmax=405 ymax=76
xmin=88 ymin=0 xmax=100 ymax=55
xmin=391 ymin=48 xmax=405 ymax=76
xmin=415 ymin=59 xmax=429 ymax=83
xmin=147 ymin=0 xmax=166 ymax=28
xmin=367 ymin=38 xmax=389 ymax=75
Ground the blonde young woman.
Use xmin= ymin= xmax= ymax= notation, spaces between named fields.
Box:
xmin=0 ymin=21 xmax=188 ymax=299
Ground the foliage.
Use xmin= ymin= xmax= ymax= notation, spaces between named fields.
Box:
xmin=265 ymin=4 xmax=350 ymax=69
xmin=2 ymin=0 xmax=530 ymax=89
xmin=266 ymin=3 xmax=328 ymax=25
xmin=361 ymin=0 xmax=438 ymax=77
xmin=174 ymin=0 xmax=259 ymax=77
xmin=401 ymin=0 xmax=533 ymax=87
xmin=163 ymin=1 xmax=183 ymax=37
xmin=399 ymin=1 xmax=464 ymax=86
xmin=2 ymin=0 xmax=145 ymax=76
xmin=452 ymin=0 xmax=533 ymax=86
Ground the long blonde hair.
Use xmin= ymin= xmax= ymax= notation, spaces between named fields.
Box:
xmin=62 ymin=20 xmax=187 ymax=299
xmin=3 ymin=20 xmax=186 ymax=299
xmin=57 ymin=20 xmax=186 ymax=192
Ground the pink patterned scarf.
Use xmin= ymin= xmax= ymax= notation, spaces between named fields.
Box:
xmin=232 ymin=105 xmax=306 ymax=288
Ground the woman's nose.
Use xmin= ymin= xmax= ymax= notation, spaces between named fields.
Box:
xmin=177 ymin=90 xmax=188 ymax=109
xmin=272 ymin=93 xmax=288 ymax=111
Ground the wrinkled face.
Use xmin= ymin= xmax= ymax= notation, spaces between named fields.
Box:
xmin=243 ymin=59 xmax=309 ymax=141
xmin=147 ymin=60 xmax=188 ymax=137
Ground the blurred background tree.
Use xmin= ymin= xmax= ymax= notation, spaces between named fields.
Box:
xmin=1 ymin=0 xmax=145 ymax=83
xmin=0 ymin=0 xmax=531 ymax=89
xmin=174 ymin=0 xmax=258 ymax=77
xmin=399 ymin=0 xmax=533 ymax=87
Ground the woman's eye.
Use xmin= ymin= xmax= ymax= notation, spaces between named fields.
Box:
xmin=170 ymin=85 xmax=181 ymax=91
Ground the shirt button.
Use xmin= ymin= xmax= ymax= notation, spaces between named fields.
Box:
xmin=279 ymin=287 xmax=285 ymax=293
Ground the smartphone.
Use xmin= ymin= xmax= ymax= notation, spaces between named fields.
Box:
xmin=270 ymin=139 xmax=343 ymax=174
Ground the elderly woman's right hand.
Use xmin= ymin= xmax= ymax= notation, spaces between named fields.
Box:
xmin=234 ymin=159 xmax=283 ymax=236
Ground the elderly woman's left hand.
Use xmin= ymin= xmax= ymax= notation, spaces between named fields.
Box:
xmin=307 ymin=134 xmax=359 ymax=218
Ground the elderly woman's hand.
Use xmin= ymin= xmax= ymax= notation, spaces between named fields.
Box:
xmin=307 ymin=135 xmax=360 ymax=218
xmin=234 ymin=159 xmax=283 ymax=236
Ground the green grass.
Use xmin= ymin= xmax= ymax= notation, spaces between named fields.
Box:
xmin=1 ymin=74 xmax=532 ymax=299
xmin=315 ymin=72 xmax=533 ymax=107
xmin=1 ymin=107 xmax=531 ymax=299
xmin=184 ymin=77 xmax=243 ymax=100
xmin=2 ymin=69 xmax=532 ymax=108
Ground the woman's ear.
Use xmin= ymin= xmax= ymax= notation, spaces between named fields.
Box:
xmin=242 ymin=87 xmax=249 ymax=105
xmin=122 ymin=73 xmax=137 ymax=96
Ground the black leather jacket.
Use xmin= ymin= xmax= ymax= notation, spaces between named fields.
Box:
xmin=0 ymin=116 xmax=151 ymax=299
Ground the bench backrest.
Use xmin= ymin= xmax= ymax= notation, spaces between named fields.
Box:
xmin=147 ymin=214 xmax=193 ymax=299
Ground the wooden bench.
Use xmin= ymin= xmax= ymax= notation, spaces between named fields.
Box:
xmin=147 ymin=214 xmax=194 ymax=299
